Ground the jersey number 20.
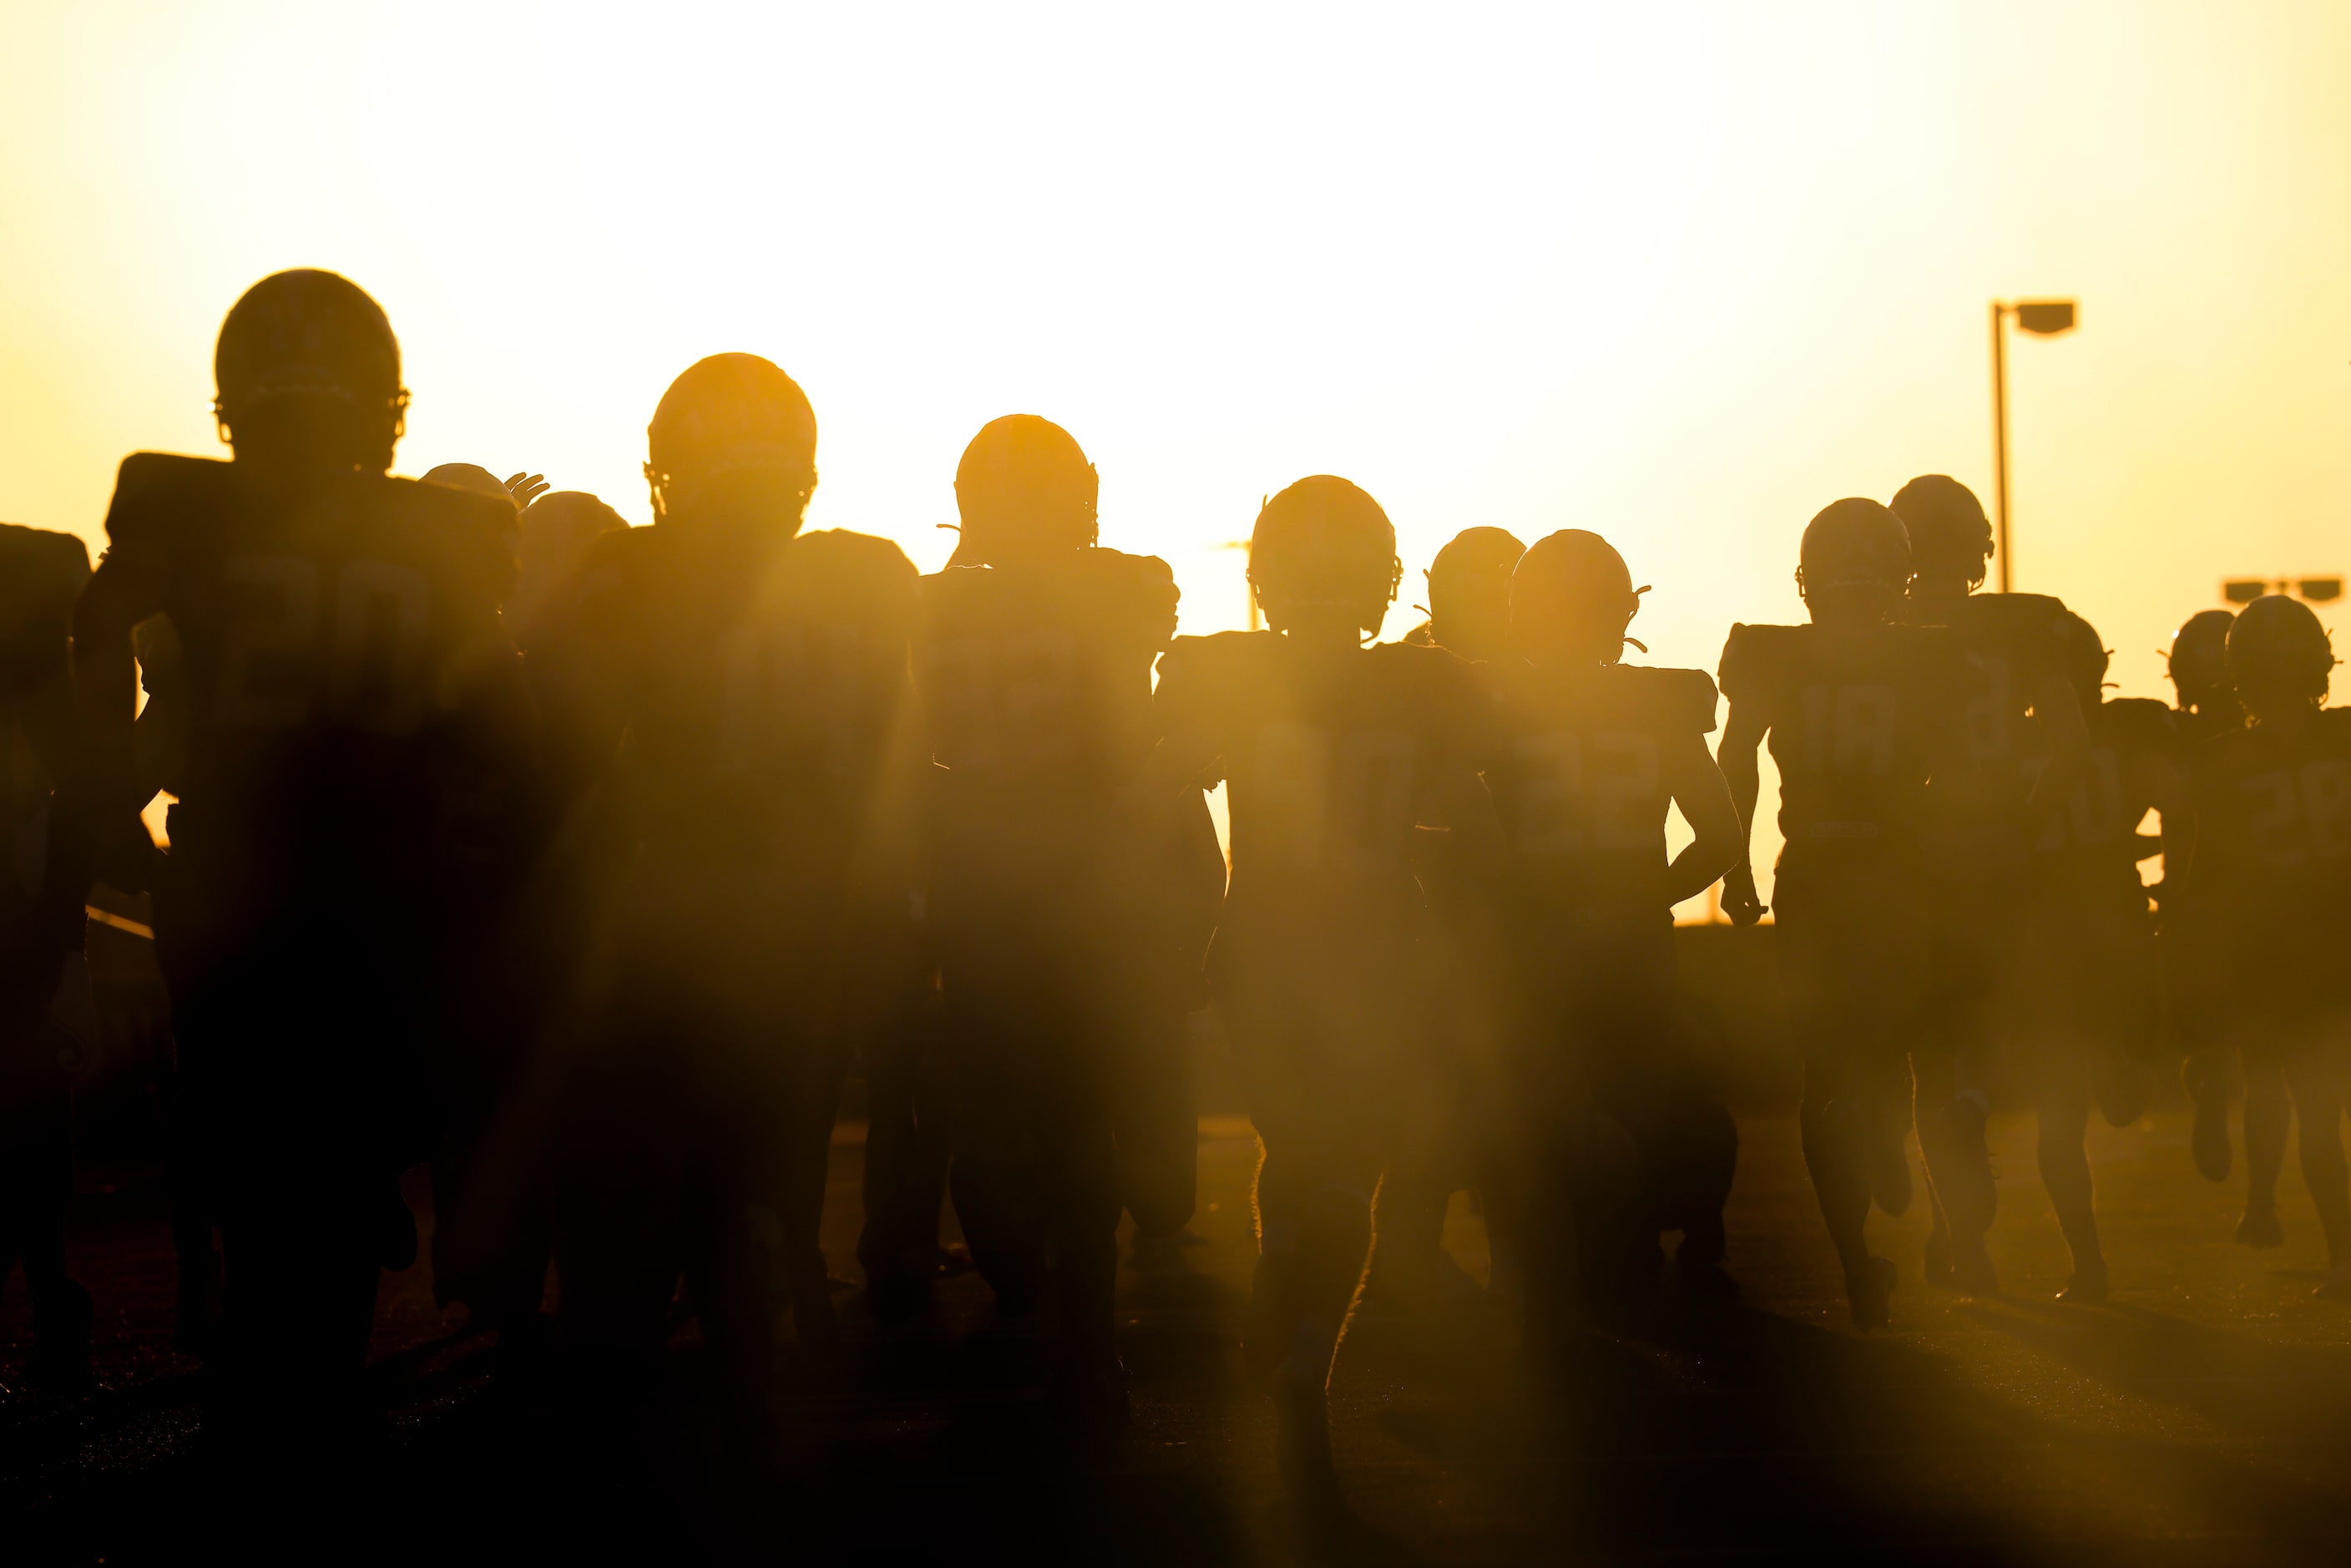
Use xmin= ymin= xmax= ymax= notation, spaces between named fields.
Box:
xmin=216 ymin=554 xmax=434 ymax=736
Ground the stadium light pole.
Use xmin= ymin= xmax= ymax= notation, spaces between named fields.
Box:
xmin=1990 ymin=298 xmax=2078 ymax=593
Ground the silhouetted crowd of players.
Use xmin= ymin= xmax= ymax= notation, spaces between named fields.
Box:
xmin=3 ymin=271 xmax=2347 ymax=1510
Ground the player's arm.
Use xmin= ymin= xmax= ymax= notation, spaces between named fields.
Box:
xmin=70 ymin=543 xmax=169 ymax=812
xmin=1662 ymin=728 xmax=1742 ymax=908
xmin=1134 ymin=643 xmax=1222 ymax=802
xmin=2140 ymin=744 xmax=2195 ymax=902
xmin=1716 ymin=699 xmax=1767 ymax=924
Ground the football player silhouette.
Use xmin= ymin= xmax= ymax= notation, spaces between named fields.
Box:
xmin=71 ymin=271 xmax=534 ymax=1442
xmin=2012 ymin=612 xmax=2185 ymax=1301
xmin=1383 ymin=526 xmax=1524 ymax=1313
xmin=915 ymin=413 xmax=1197 ymax=1416
xmin=2176 ymin=596 xmax=2351 ymax=1297
xmin=1891 ymin=474 xmax=2086 ymax=1296
xmin=539 ymin=355 xmax=919 ymax=1457
xmin=1403 ymin=526 xmax=1524 ymax=660
xmin=2163 ymin=609 xmax=2288 ymax=1209
xmin=1719 ymin=499 xmax=1968 ymax=1328
xmin=1481 ymin=529 xmax=1742 ymax=1325
xmin=1 ymin=524 xmax=99 ymax=1390
xmin=1144 ymin=475 xmax=1499 ymax=1505
xmin=423 ymin=490 xmax=629 ymax=1378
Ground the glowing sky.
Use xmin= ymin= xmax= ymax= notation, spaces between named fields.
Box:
xmin=4 ymin=3 xmax=2346 ymax=902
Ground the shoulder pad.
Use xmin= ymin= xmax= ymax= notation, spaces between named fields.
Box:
xmin=2101 ymin=696 xmax=2176 ymax=748
xmin=1617 ymin=664 xmax=1719 ymax=734
xmin=383 ymin=473 xmax=519 ymax=536
xmin=1159 ymin=629 xmax=1264 ymax=680
xmin=791 ymin=527 xmax=918 ymax=585
xmin=1959 ymin=591 xmax=2072 ymax=662
xmin=104 ymin=453 xmax=235 ymax=547
xmin=917 ymin=562 xmax=988 ymax=611
xmin=1716 ymin=621 xmax=1802 ymax=699
xmin=0 ymin=525 xmax=91 ymax=658
xmin=576 ymin=522 xmax=659 ymax=600
xmin=2318 ymin=707 xmax=2351 ymax=742
xmin=1073 ymin=548 xmax=1181 ymax=640
xmin=0 ymin=523 xmax=92 ymax=594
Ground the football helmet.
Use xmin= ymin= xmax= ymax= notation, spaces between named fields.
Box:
xmin=212 ymin=270 xmax=407 ymax=471
xmin=645 ymin=353 xmax=817 ymax=531
xmin=1889 ymin=474 xmax=1993 ymax=589
xmin=2052 ymin=609 xmax=2111 ymax=706
xmin=952 ymin=414 xmax=1099 ymax=564
xmin=1423 ymin=526 xmax=1524 ymax=660
xmin=1509 ymin=529 xmax=1645 ymax=665
xmin=2167 ymin=609 xmax=2236 ymax=704
xmin=1796 ymin=498 xmax=1912 ymax=597
xmin=1246 ymin=476 xmax=1403 ymax=638
xmin=2227 ymin=594 xmax=2333 ymax=704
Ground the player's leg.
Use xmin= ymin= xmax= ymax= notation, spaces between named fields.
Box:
xmin=1777 ymin=873 xmax=1894 ymax=1326
xmin=2034 ymin=1037 xmax=2105 ymax=1302
xmin=548 ymin=1014 xmax=691 ymax=1398
xmin=2239 ymin=1043 xmax=2291 ymax=1249
xmin=1041 ymin=1050 xmax=1126 ymax=1419
xmin=2281 ymin=1027 xmax=2351 ymax=1298
xmin=1914 ymin=898 xmax=2000 ymax=1270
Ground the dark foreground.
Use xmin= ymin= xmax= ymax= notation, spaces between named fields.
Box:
xmin=6 ymin=1104 xmax=2351 ymax=1565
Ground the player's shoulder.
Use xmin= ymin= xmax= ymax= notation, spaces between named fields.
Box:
xmin=1079 ymin=548 xmax=1180 ymax=645
xmin=2317 ymin=707 xmax=2351 ymax=746
xmin=2100 ymin=695 xmax=2177 ymax=748
xmin=381 ymin=472 xmax=520 ymax=539
xmin=1717 ymin=620 xmax=1802 ymax=694
xmin=1368 ymin=634 xmax=1474 ymax=680
xmin=1609 ymin=662 xmax=1719 ymax=734
xmin=103 ymin=453 xmax=235 ymax=545
xmin=1079 ymin=545 xmax=1176 ymax=593
xmin=1957 ymin=590 xmax=2069 ymax=631
xmin=1159 ymin=628 xmax=1272 ymax=685
xmin=575 ymin=521 xmax=661 ymax=604
xmin=789 ymin=527 xmax=918 ymax=586
xmin=0 ymin=522 xmax=93 ymax=592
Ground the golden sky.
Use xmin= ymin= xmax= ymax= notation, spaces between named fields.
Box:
xmin=4 ymin=3 xmax=2347 ymax=898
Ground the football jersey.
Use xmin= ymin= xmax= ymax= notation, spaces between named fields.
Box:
xmin=0 ymin=524 xmax=92 ymax=953
xmin=1154 ymin=632 xmax=1481 ymax=943
xmin=2027 ymin=696 xmax=2174 ymax=916
xmin=1902 ymin=593 xmax=2075 ymax=862
xmin=916 ymin=548 xmax=1176 ymax=828
xmin=1716 ymin=620 xmax=1964 ymax=866
xmin=2171 ymin=703 xmax=2242 ymax=752
xmin=96 ymin=454 xmax=522 ymax=890
xmin=572 ymin=523 xmax=918 ymax=874
xmin=2187 ymin=708 xmax=2351 ymax=968
xmin=1481 ymin=659 xmax=1716 ymax=925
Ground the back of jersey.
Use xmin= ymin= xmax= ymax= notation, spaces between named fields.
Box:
xmin=1483 ymin=660 xmax=1715 ymax=926
xmin=580 ymin=524 xmax=918 ymax=878
xmin=0 ymin=524 xmax=93 ymax=951
xmin=102 ymin=455 xmax=523 ymax=903
xmin=2190 ymin=709 xmax=2351 ymax=968
xmin=1156 ymin=633 xmax=1474 ymax=948
xmin=1919 ymin=593 xmax=2075 ymax=868
xmin=917 ymin=548 xmax=1176 ymax=835
xmin=2029 ymin=696 xmax=2172 ymax=913
xmin=1718 ymin=620 xmax=1962 ymax=869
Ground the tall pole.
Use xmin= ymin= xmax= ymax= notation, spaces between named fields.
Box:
xmin=1990 ymin=300 xmax=2011 ymax=593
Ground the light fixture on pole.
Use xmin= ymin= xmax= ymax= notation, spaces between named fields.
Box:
xmin=1990 ymin=297 xmax=2077 ymax=593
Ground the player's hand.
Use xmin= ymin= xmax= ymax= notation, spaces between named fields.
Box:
xmin=504 ymin=473 xmax=550 ymax=511
xmin=1721 ymin=864 xmax=1766 ymax=927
